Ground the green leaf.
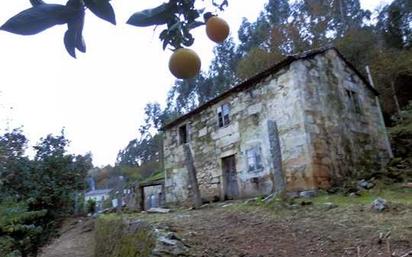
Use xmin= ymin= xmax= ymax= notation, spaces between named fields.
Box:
xmin=84 ymin=0 xmax=116 ymax=25
xmin=127 ymin=3 xmax=175 ymax=27
xmin=0 ymin=4 xmax=77 ymax=35
xmin=30 ymin=0 xmax=46 ymax=6
xmin=187 ymin=21 xmax=204 ymax=30
xmin=64 ymin=9 xmax=85 ymax=58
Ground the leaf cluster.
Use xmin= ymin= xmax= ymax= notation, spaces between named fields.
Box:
xmin=1 ymin=0 xmax=229 ymax=57
xmin=0 ymin=200 xmax=47 ymax=257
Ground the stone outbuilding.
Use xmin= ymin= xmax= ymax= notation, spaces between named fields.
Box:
xmin=161 ymin=48 xmax=392 ymax=206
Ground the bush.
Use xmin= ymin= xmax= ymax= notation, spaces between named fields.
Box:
xmin=390 ymin=102 xmax=412 ymax=158
xmin=388 ymin=102 xmax=412 ymax=181
xmin=87 ymin=199 xmax=96 ymax=214
xmin=0 ymin=199 xmax=47 ymax=257
xmin=94 ymin=215 xmax=155 ymax=257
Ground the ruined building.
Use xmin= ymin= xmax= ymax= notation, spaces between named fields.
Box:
xmin=161 ymin=48 xmax=392 ymax=206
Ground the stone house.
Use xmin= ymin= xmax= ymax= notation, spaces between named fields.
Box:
xmin=161 ymin=48 xmax=392 ymax=206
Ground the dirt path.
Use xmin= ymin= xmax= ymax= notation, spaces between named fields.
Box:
xmin=38 ymin=218 xmax=95 ymax=257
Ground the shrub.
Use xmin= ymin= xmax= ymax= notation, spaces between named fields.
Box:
xmin=0 ymin=199 xmax=47 ymax=257
xmin=94 ymin=215 xmax=155 ymax=257
xmin=390 ymin=102 xmax=412 ymax=159
xmin=87 ymin=199 xmax=96 ymax=214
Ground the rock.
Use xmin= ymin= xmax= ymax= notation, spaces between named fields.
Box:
xmin=147 ymin=208 xmax=171 ymax=214
xmin=151 ymin=230 xmax=190 ymax=257
xmin=402 ymin=182 xmax=412 ymax=188
xmin=286 ymin=192 xmax=300 ymax=199
xmin=357 ymin=179 xmax=375 ymax=190
xmin=299 ymin=190 xmax=316 ymax=198
xmin=349 ymin=192 xmax=360 ymax=198
xmin=221 ymin=203 xmax=233 ymax=208
xmin=371 ymin=198 xmax=388 ymax=212
xmin=200 ymin=203 xmax=210 ymax=209
xmin=244 ymin=197 xmax=259 ymax=204
xmin=322 ymin=202 xmax=338 ymax=210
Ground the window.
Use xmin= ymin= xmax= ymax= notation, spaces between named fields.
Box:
xmin=218 ymin=103 xmax=230 ymax=127
xmin=178 ymin=124 xmax=188 ymax=145
xmin=246 ymin=147 xmax=263 ymax=172
xmin=345 ymin=89 xmax=361 ymax=113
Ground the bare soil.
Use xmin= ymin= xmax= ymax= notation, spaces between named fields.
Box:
xmin=157 ymin=201 xmax=412 ymax=257
xmin=37 ymin=197 xmax=412 ymax=257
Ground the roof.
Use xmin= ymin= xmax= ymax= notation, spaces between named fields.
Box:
xmin=161 ymin=47 xmax=379 ymax=131
xmin=85 ymin=189 xmax=112 ymax=196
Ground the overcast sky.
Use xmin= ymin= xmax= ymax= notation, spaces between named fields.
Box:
xmin=0 ymin=0 xmax=392 ymax=166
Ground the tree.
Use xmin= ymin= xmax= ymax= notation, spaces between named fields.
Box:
xmin=0 ymin=129 xmax=93 ymax=256
xmin=29 ymin=131 xmax=93 ymax=214
xmin=0 ymin=0 xmax=229 ymax=58
xmin=0 ymin=129 xmax=32 ymax=199
xmin=116 ymin=103 xmax=164 ymax=171
xmin=377 ymin=0 xmax=412 ymax=49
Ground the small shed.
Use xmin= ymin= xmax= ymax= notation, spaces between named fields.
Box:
xmin=139 ymin=179 xmax=165 ymax=211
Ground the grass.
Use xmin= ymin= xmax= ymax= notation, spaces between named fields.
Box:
xmin=312 ymin=183 xmax=412 ymax=206
xmin=141 ymin=170 xmax=164 ymax=184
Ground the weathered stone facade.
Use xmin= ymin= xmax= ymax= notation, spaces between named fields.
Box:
xmin=162 ymin=48 xmax=391 ymax=206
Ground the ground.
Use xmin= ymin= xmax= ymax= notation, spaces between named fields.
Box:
xmin=39 ymin=185 xmax=412 ymax=257
xmin=38 ymin=217 xmax=94 ymax=257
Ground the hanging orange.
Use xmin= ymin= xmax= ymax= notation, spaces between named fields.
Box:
xmin=206 ymin=16 xmax=230 ymax=43
xmin=169 ymin=48 xmax=201 ymax=79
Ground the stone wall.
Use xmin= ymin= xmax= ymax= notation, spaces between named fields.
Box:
xmin=296 ymin=50 xmax=390 ymax=188
xmin=163 ymin=49 xmax=391 ymax=206
xmin=164 ymin=64 xmax=313 ymax=206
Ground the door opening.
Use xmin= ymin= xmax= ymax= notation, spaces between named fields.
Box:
xmin=222 ymin=155 xmax=239 ymax=200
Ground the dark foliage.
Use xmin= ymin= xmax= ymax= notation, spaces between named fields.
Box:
xmin=1 ymin=0 xmax=228 ymax=57
xmin=0 ymin=129 xmax=93 ymax=256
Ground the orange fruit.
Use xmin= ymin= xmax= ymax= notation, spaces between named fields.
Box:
xmin=206 ymin=16 xmax=230 ymax=43
xmin=169 ymin=48 xmax=201 ymax=79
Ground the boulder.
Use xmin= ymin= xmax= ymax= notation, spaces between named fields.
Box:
xmin=299 ymin=190 xmax=316 ymax=198
xmin=371 ymin=198 xmax=388 ymax=212
xmin=357 ymin=179 xmax=375 ymax=190
xmin=322 ymin=202 xmax=338 ymax=210
xmin=151 ymin=230 xmax=190 ymax=257
xmin=147 ymin=208 xmax=171 ymax=214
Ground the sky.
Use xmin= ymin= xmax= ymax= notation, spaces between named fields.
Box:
xmin=0 ymin=0 xmax=392 ymax=166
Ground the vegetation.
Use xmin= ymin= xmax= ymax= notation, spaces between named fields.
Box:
xmin=0 ymin=0 xmax=229 ymax=58
xmin=94 ymin=215 xmax=155 ymax=257
xmin=86 ymin=199 xmax=96 ymax=214
xmin=387 ymin=102 xmax=412 ymax=181
xmin=0 ymin=129 xmax=93 ymax=256
xmin=390 ymin=102 xmax=412 ymax=159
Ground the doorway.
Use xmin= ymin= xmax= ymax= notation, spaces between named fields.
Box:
xmin=222 ymin=155 xmax=239 ymax=200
